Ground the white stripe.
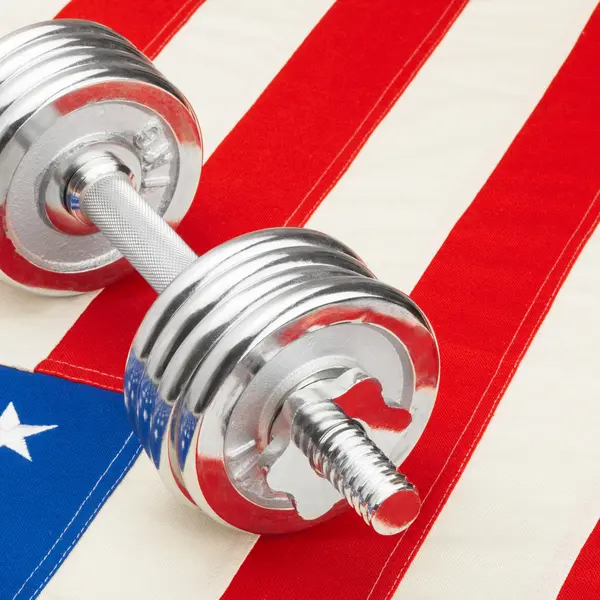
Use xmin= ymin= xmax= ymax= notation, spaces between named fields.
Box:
xmin=155 ymin=0 xmax=336 ymax=159
xmin=0 ymin=0 xmax=334 ymax=372
xmin=0 ymin=0 xmax=66 ymax=33
xmin=39 ymin=455 xmax=257 ymax=600
xmin=394 ymin=225 xmax=600 ymax=600
xmin=307 ymin=0 xmax=598 ymax=293
xmin=0 ymin=286 xmax=101 ymax=373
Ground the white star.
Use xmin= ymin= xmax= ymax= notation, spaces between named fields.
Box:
xmin=0 ymin=402 xmax=57 ymax=461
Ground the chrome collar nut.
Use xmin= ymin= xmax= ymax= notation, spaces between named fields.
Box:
xmin=0 ymin=20 xmax=440 ymax=536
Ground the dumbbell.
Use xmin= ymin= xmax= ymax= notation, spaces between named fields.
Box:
xmin=0 ymin=20 xmax=440 ymax=535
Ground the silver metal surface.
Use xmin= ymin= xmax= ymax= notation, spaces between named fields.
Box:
xmin=64 ymin=152 xmax=138 ymax=232
xmin=0 ymin=20 xmax=202 ymax=294
xmin=130 ymin=228 xmax=366 ymax=361
xmin=270 ymin=368 xmax=421 ymax=535
xmin=125 ymin=228 xmax=440 ymax=534
xmin=77 ymin=163 xmax=196 ymax=293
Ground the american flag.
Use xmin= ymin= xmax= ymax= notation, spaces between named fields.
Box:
xmin=0 ymin=0 xmax=598 ymax=598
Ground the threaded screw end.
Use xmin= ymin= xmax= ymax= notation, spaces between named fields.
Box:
xmin=289 ymin=389 xmax=420 ymax=535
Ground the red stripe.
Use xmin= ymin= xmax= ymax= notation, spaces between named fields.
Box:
xmin=557 ymin=521 xmax=600 ymax=600
xmin=56 ymin=0 xmax=207 ymax=58
xmin=37 ymin=0 xmax=468 ymax=389
xmin=221 ymin=7 xmax=600 ymax=600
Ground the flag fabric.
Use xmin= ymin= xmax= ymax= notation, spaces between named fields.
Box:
xmin=0 ymin=1 xmax=598 ymax=599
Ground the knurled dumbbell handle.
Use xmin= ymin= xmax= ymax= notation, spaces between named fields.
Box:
xmin=80 ymin=173 xmax=197 ymax=293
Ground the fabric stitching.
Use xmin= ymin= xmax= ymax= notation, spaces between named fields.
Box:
xmin=42 ymin=359 xmax=124 ymax=381
xmin=37 ymin=369 xmax=123 ymax=393
xmin=305 ymin=0 xmax=468 ymax=217
xmin=141 ymin=0 xmax=200 ymax=56
xmin=370 ymin=192 xmax=600 ymax=600
xmin=148 ymin=0 xmax=207 ymax=57
xmin=284 ymin=0 xmax=466 ymax=226
xmin=28 ymin=447 xmax=141 ymax=600
xmin=12 ymin=433 xmax=136 ymax=599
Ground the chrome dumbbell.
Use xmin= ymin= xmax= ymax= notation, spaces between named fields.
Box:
xmin=0 ymin=20 xmax=440 ymax=535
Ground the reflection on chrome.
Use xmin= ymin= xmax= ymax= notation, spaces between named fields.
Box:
xmin=124 ymin=228 xmax=440 ymax=534
xmin=267 ymin=368 xmax=421 ymax=534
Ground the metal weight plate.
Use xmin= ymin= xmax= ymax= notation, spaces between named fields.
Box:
xmin=130 ymin=228 xmax=365 ymax=361
xmin=124 ymin=228 xmax=440 ymax=533
xmin=0 ymin=20 xmax=202 ymax=295
xmin=180 ymin=277 xmax=439 ymax=533
xmin=124 ymin=228 xmax=371 ymax=504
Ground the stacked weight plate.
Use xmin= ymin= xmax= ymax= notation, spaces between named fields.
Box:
xmin=0 ymin=20 xmax=201 ymax=294
xmin=124 ymin=227 xmax=439 ymax=533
